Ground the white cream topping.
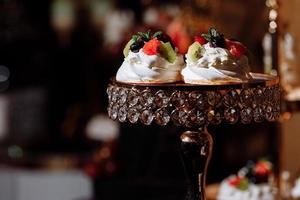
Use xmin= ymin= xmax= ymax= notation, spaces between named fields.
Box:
xmin=292 ymin=177 xmax=300 ymax=198
xmin=116 ymin=49 xmax=184 ymax=83
xmin=182 ymin=43 xmax=252 ymax=83
xmin=218 ymin=179 xmax=274 ymax=200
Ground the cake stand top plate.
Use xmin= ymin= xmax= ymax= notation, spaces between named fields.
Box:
xmin=112 ymin=73 xmax=279 ymax=90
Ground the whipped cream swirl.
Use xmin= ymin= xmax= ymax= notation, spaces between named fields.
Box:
xmin=116 ymin=49 xmax=184 ymax=83
xmin=182 ymin=43 xmax=252 ymax=83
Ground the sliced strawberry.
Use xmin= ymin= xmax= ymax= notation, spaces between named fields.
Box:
xmin=254 ymin=161 xmax=272 ymax=176
xmin=194 ymin=36 xmax=208 ymax=45
xmin=143 ymin=38 xmax=161 ymax=55
xmin=226 ymin=39 xmax=246 ymax=57
xmin=228 ymin=176 xmax=241 ymax=186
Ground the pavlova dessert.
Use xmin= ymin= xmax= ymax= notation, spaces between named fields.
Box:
xmin=182 ymin=28 xmax=252 ymax=84
xmin=292 ymin=175 xmax=300 ymax=199
xmin=116 ymin=30 xmax=185 ymax=83
xmin=217 ymin=160 xmax=276 ymax=200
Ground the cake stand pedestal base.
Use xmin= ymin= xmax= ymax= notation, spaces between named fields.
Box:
xmin=180 ymin=127 xmax=213 ymax=200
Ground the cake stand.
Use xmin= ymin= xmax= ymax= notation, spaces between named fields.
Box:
xmin=106 ymin=73 xmax=280 ymax=200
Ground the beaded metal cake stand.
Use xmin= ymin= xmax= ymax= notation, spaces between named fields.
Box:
xmin=106 ymin=73 xmax=280 ymax=200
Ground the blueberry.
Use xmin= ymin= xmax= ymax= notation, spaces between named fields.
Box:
xmin=130 ymin=40 xmax=144 ymax=53
xmin=155 ymin=33 xmax=175 ymax=49
xmin=155 ymin=33 xmax=169 ymax=42
xmin=215 ymin=37 xmax=226 ymax=48
xmin=210 ymin=37 xmax=226 ymax=48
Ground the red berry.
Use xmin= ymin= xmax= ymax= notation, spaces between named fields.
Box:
xmin=228 ymin=176 xmax=241 ymax=186
xmin=226 ymin=39 xmax=246 ymax=57
xmin=194 ymin=36 xmax=207 ymax=45
xmin=143 ymin=39 xmax=161 ymax=55
xmin=254 ymin=162 xmax=271 ymax=176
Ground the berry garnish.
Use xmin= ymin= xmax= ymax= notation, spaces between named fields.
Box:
xmin=228 ymin=176 xmax=249 ymax=191
xmin=201 ymin=28 xmax=226 ymax=48
xmin=130 ymin=40 xmax=145 ymax=53
xmin=194 ymin=36 xmax=208 ymax=45
xmin=215 ymin=38 xmax=226 ymax=48
xmin=228 ymin=176 xmax=242 ymax=186
xmin=143 ymin=38 xmax=161 ymax=55
xmin=124 ymin=30 xmax=176 ymax=56
xmin=154 ymin=31 xmax=175 ymax=49
xmin=253 ymin=161 xmax=272 ymax=176
xmin=226 ymin=39 xmax=247 ymax=57
xmin=158 ymin=34 xmax=172 ymax=43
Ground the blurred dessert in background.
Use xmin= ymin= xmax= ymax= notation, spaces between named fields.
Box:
xmin=116 ymin=30 xmax=184 ymax=83
xmin=292 ymin=175 xmax=300 ymax=199
xmin=279 ymin=0 xmax=300 ymax=102
xmin=217 ymin=160 xmax=275 ymax=200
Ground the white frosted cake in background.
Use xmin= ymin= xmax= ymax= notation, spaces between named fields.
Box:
xmin=217 ymin=160 xmax=276 ymax=200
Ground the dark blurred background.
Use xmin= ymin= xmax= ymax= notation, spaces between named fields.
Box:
xmin=0 ymin=0 xmax=280 ymax=200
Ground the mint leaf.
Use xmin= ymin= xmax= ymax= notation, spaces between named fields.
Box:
xmin=132 ymin=35 xmax=140 ymax=42
xmin=145 ymin=30 xmax=151 ymax=38
xmin=210 ymin=28 xmax=218 ymax=37
xmin=153 ymin=31 xmax=162 ymax=38
xmin=201 ymin=33 xmax=211 ymax=42
xmin=138 ymin=32 xmax=145 ymax=37
xmin=202 ymin=27 xmax=225 ymax=47
xmin=137 ymin=30 xmax=152 ymax=41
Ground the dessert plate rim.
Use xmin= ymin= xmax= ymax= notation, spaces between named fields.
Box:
xmin=110 ymin=73 xmax=279 ymax=90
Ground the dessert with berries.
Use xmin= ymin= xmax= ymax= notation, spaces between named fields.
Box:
xmin=217 ymin=160 xmax=275 ymax=200
xmin=116 ymin=30 xmax=185 ymax=83
xmin=182 ymin=28 xmax=252 ymax=84
xmin=292 ymin=175 xmax=300 ymax=198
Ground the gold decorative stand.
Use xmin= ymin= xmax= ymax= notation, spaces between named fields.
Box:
xmin=107 ymin=73 xmax=280 ymax=200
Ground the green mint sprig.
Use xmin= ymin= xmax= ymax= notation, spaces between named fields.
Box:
xmin=201 ymin=27 xmax=225 ymax=47
xmin=132 ymin=35 xmax=140 ymax=42
xmin=153 ymin=31 xmax=162 ymax=38
xmin=131 ymin=30 xmax=163 ymax=42
xmin=137 ymin=30 xmax=152 ymax=41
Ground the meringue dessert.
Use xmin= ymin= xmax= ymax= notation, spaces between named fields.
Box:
xmin=217 ymin=160 xmax=275 ymax=200
xmin=182 ymin=28 xmax=252 ymax=84
xmin=116 ymin=30 xmax=185 ymax=83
